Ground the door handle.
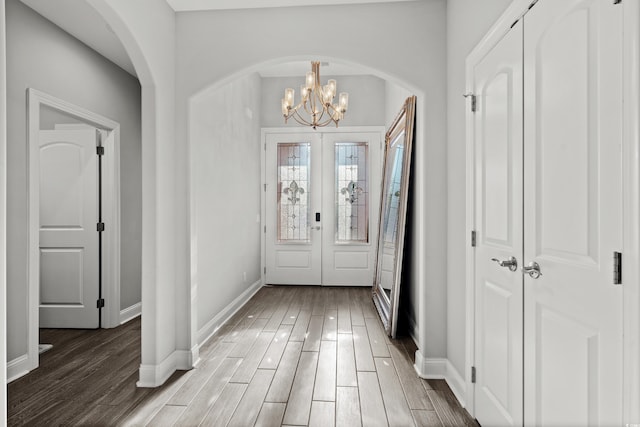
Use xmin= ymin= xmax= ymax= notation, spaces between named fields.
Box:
xmin=313 ymin=225 xmax=321 ymax=230
xmin=522 ymin=261 xmax=542 ymax=279
xmin=491 ymin=256 xmax=518 ymax=272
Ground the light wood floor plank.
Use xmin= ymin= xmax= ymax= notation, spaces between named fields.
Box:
xmin=358 ymin=371 xmax=389 ymax=427
xmin=228 ymin=317 xmax=268 ymax=358
xmin=265 ymin=341 xmax=303 ymax=403
xmin=375 ymin=357 xmax=415 ymax=427
xmin=230 ymin=331 xmax=276 ymax=383
xmin=198 ymin=383 xmax=246 ymax=427
xmin=313 ymin=340 xmax=337 ymax=401
xmin=282 ymin=351 xmax=319 ymax=426
xmin=337 ymin=333 xmax=357 ymax=387
xmin=388 ymin=341 xmax=433 ymax=410
xmin=323 ymin=309 xmax=338 ymax=341
xmin=259 ymin=324 xmax=293 ymax=370
xmin=309 ymin=401 xmax=336 ymax=427
xmin=167 ymin=341 xmax=234 ymax=406
xmin=349 ymin=288 xmax=366 ymax=327
xmin=227 ymin=369 xmax=276 ymax=427
xmin=337 ymin=297 xmax=352 ymax=333
xmin=353 ymin=325 xmax=376 ymax=372
xmin=365 ymin=317 xmax=391 ymax=357
xmin=145 ymin=405 xmax=185 ymax=427
xmin=255 ymin=402 xmax=287 ymax=427
xmin=303 ymin=315 xmax=324 ymax=352
xmin=412 ymin=409 xmax=444 ymax=427
xmin=336 ymin=387 xmax=362 ymax=427
xmin=177 ymin=357 xmax=242 ymax=426
xmin=264 ymin=290 xmax=294 ymax=332
xmin=290 ymin=309 xmax=312 ymax=342
xmin=426 ymin=389 xmax=477 ymax=427
xmin=312 ymin=287 xmax=326 ymax=316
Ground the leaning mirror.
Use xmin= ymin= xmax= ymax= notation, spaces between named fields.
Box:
xmin=372 ymin=95 xmax=416 ymax=337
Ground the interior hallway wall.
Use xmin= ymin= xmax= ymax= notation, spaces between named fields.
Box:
xmin=177 ymin=0 xmax=448 ymax=360
xmin=446 ymin=0 xmax=513 ymax=379
xmin=5 ymin=0 xmax=142 ymax=361
xmin=191 ymin=72 xmax=262 ymax=334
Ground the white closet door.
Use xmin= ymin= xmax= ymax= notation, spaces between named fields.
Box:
xmin=473 ymin=21 xmax=524 ymax=427
xmin=523 ymin=0 xmax=623 ymax=425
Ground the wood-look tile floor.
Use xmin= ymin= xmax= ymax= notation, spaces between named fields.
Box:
xmin=8 ymin=286 xmax=477 ymax=427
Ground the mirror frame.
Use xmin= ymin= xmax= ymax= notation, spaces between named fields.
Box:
xmin=372 ymin=95 xmax=416 ymax=337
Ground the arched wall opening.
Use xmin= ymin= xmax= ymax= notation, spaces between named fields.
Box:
xmin=188 ymin=56 xmax=429 ymax=363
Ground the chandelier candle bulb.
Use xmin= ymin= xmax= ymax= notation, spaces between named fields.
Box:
xmin=285 ymin=88 xmax=295 ymax=106
xmin=339 ymin=92 xmax=349 ymax=111
xmin=328 ymin=79 xmax=337 ymax=96
xmin=281 ymin=98 xmax=288 ymax=116
xmin=300 ymin=85 xmax=308 ymax=101
xmin=306 ymin=71 xmax=315 ymax=89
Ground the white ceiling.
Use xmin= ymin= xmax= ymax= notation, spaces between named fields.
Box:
xmin=165 ymin=0 xmax=419 ymax=12
xmin=19 ymin=0 xmax=400 ymax=78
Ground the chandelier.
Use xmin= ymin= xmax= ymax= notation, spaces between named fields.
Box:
xmin=281 ymin=61 xmax=349 ymax=129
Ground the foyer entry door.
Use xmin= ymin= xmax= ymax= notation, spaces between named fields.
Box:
xmin=264 ymin=130 xmax=381 ymax=286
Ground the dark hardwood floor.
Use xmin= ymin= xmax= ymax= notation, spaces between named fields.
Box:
xmin=8 ymin=286 xmax=476 ymax=426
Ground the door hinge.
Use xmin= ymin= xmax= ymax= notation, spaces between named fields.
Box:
xmin=471 ymin=366 xmax=477 ymax=383
xmin=96 ymin=146 xmax=104 ymax=156
xmin=97 ymin=222 xmax=105 ymax=232
xmin=614 ymin=251 xmax=622 ymax=285
xmin=96 ymin=298 xmax=105 ymax=308
xmin=264 ymin=143 xmax=267 ymax=151
xmin=463 ymin=93 xmax=477 ymax=113
xmin=471 ymin=230 xmax=477 ymax=247
xmin=264 ymin=266 xmax=266 ymax=274
xmin=264 ymin=225 xmax=266 ymax=233
xmin=264 ymin=183 xmax=267 ymax=192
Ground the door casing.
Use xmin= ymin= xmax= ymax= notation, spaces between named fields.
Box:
xmin=25 ymin=88 xmax=121 ymax=374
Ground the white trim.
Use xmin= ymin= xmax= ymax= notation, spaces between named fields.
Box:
xmin=623 ymin=1 xmax=640 ymax=424
xmin=120 ymin=302 xmax=142 ymax=325
xmin=26 ymin=88 xmax=122 ymax=375
xmin=137 ymin=346 xmax=198 ymax=388
xmin=7 ymin=354 xmax=30 ymax=383
xmin=197 ymin=279 xmax=263 ymax=346
xmin=413 ymin=352 xmax=467 ymax=409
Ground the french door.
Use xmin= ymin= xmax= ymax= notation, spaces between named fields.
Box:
xmin=264 ymin=130 xmax=382 ymax=286
xmin=473 ymin=0 xmax=623 ymax=425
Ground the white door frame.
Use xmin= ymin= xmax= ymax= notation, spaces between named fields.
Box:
xmin=261 ymin=126 xmax=385 ymax=286
xmin=26 ymin=88 xmax=121 ymax=371
xmin=464 ymin=0 xmax=640 ymax=422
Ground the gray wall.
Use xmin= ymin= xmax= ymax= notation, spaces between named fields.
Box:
xmin=6 ymin=0 xmax=141 ymax=360
xmin=261 ymin=74 xmax=386 ymax=127
xmin=446 ymin=0 xmax=513 ymax=376
xmin=192 ymin=73 xmax=262 ymax=331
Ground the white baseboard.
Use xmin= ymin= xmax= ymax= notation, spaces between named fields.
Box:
xmin=413 ymin=350 xmax=467 ymax=408
xmin=7 ymin=354 xmax=30 ymax=383
xmin=197 ymin=280 xmax=263 ymax=347
xmin=137 ymin=349 xmax=181 ymax=388
xmin=120 ymin=302 xmax=142 ymax=325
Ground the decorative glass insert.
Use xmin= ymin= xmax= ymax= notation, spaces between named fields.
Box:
xmin=335 ymin=142 xmax=369 ymax=243
xmin=278 ymin=143 xmax=311 ymax=242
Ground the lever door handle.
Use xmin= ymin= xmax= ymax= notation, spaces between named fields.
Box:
xmin=313 ymin=225 xmax=321 ymax=230
xmin=522 ymin=261 xmax=542 ymax=279
xmin=491 ymin=256 xmax=518 ymax=272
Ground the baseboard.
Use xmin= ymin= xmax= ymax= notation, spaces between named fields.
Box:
xmin=120 ymin=302 xmax=142 ymax=325
xmin=137 ymin=350 xmax=180 ymax=388
xmin=413 ymin=350 xmax=467 ymax=408
xmin=197 ymin=279 xmax=263 ymax=347
xmin=7 ymin=354 xmax=30 ymax=383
